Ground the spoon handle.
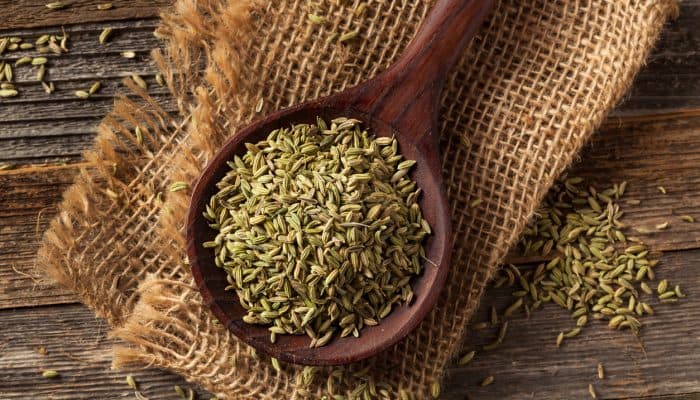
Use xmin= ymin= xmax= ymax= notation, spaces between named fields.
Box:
xmin=352 ymin=0 xmax=495 ymax=145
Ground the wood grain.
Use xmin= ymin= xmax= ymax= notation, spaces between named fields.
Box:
xmin=0 ymin=0 xmax=172 ymax=30
xmin=0 ymin=165 xmax=81 ymax=308
xmin=443 ymin=249 xmax=700 ymax=400
xmin=614 ymin=0 xmax=700 ymax=115
xmin=0 ymin=19 xmax=174 ymax=165
xmin=0 ymin=304 xmax=210 ymax=400
xmin=1 ymin=245 xmax=697 ymax=400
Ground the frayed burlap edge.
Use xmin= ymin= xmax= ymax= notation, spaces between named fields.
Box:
xmin=38 ymin=0 xmax=678 ymax=399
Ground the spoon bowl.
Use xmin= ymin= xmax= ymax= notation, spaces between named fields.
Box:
xmin=187 ymin=0 xmax=495 ymax=366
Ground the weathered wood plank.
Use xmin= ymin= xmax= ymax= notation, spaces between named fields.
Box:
xmin=0 ymin=1 xmax=697 ymax=165
xmin=0 ymin=303 xmax=210 ymax=400
xmin=613 ymin=0 xmax=700 ymax=115
xmin=0 ymin=19 xmax=175 ymax=164
xmin=1 ymin=0 xmax=171 ymax=30
xmin=0 ymin=166 xmax=81 ymax=308
xmin=443 ymin=249 xmax=700 ymax=400
xmin=0 ymin=252 xmax=697 ymax=400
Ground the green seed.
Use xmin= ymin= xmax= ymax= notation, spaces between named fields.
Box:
xmin=308 ymin=14 xmax=325 ymax=24
xmin=675 ymin=285 xmax=685 ymax=298
xmin=457 ymin=350 xmax=476 ymax=365
xmin=339 ymin=31 xmax=359 ymax=42
xmin=556 ymin=331 xmax=564 ymax=347
xmin=657 ymin=279 xmax=668 ymax=294
xmin=42 ymin=370 xmax=59 ymax=378
xmin=36 ymin=64 xmax=45 ymax=81
xmin=0 ymin=89 xmax=18 ymax=98
xmin=655 ymin=221 xmax=669 ymax=230
xmin=32 ymin=57 xmax=48 ymax=65
xmin=36 ymin=35 xmax=50 ymax=45
xmin=169 ymin=181 xmax=189 ymax=192
xmin=420 ymin=382 xmax=436 ymax=399
xmin=126 ymin=374 xmax=137 ymax=389
xmin=46 ymin=1 xmax=66 ymax=10
xmin=658 ymin=291 xmax=675 ymax=300
xmin=131 ymin=74 xmax=147 ymax=89
xmin=503 ymin=298 xmax=523 ymax=317
xmin=480 ymin=375 xmax=494 ymax=387
xmin=680 ymin=215 xmax=695 ymax=223
xmin=89 ymin=81 xmax=102 ymax=95
xmin=174 ymin=385 xmax=186 ymax=398
xmin=589 ymin=383 xmax=597 ymax=399
xmin=74 ymin=90 xmax=90 ymax=99
xmin=99 ymin=27 xmax=113 ymax=44
xmin=564 ymin=327 xmax=581 ymax=338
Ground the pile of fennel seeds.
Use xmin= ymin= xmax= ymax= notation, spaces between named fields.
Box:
xmin=203 ymin=117 xmax=431 ymax=347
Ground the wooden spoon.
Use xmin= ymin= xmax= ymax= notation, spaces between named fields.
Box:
xmin=187 ymin=0 xmax=495 ymax=366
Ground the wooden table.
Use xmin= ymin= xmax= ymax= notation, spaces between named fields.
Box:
xmin=1 ymin=2 xmax=699 ymax=399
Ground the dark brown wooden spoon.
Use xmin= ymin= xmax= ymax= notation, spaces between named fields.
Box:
xmin=187 ymin=0 xmax=495 ymax=366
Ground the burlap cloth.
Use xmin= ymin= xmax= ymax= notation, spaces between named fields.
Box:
xmin=37 ymin=0 xmax=677 ymax=398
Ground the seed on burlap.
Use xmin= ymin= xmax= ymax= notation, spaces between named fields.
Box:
xmin=430 ymin=382 xmax=440 ymax=398
xmin=97 ymin=3 xmax=113 ymax=10
xmin=339 ymin=31 xmax=358 ymax=42
xmin=597 ymin=363 xmax=605 ymax=379
xmin=204 ymin=117 xmax=429 ymax=346
xmin=121 ymin=51 xmax=136 ymax=58
xmin=169 ymin=181 xmax=189 ymax=192
xmin=308 ymin=14 xmax=325 ymax=24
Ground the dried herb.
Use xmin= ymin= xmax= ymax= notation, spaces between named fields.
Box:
xmin=204 ymin=117 xmax=429 ymax=346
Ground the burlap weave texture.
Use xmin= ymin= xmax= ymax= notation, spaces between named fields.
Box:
xmin=38 ymin=0 xmax=677 ymax=398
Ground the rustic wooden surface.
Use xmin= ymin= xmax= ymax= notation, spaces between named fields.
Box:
xmin=1 ymin=1 xmax=699 ymax=399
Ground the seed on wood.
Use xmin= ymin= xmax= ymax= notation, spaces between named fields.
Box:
xmin=480 ymin=375 xmax=494 ymax=387
xmin=457 ymin=350 xmax=476 ymax=365
xmin=99 ymin=27 xmax=113 ymax=44
xmin=131 ymin=74 xmax=148 ymax=89
xmin=42 ymin=370 xmax=59 ymax=378
xmin=0 ymin=89 xmax=18 ymax=98
xmin=45 ymin=2 xmax=66 ymax=10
